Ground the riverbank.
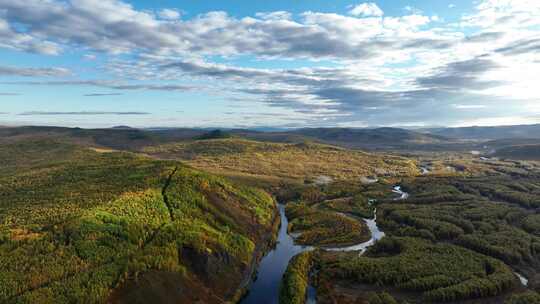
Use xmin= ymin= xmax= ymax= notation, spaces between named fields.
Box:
xmin=233 ymin=201 xmax=282 ymax=302
xmin=240 ymin=205 xmax=313 ymax=304
xmin=241 ymin=184 xmax=407 ymax=303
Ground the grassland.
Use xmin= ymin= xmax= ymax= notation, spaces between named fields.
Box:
xmin=0 ymin=138 xmax=276 ymax=303
xmin=142 ymin=138 xmax=419 ymax=182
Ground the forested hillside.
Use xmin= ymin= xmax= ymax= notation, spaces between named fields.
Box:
xmin=0 ymin=138 xmax=277 ymax=303
xmin=2 ymin=128 xmax=540 ymax=303
xmin=287 ymin=174 xmax=540 ymax=303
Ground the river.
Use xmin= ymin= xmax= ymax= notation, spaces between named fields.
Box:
xmin=241 ymin=185 xmax=408 ymax=304
xmin=241 ymin=204 xmax=313 ymax=304
xmin=515 ymin=272 xmax=528 ymax=286
xmin=324 ymin=209 xmax=385 ymax=254
xmin=392 ymin=185 xmax=409 ymax=200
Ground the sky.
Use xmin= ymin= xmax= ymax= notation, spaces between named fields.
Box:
xmin=0 ymin=0 xmax=540 ymax=128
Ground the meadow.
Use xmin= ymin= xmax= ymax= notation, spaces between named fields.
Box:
xmin=142 ymin=138 xmax=419 ymax=182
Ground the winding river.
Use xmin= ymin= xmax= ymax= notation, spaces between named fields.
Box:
xmin=515 ymin=272 xmax=528 ymax=287
xmin=241 ymin=185 xmax=409 ymax=304
xmin=241 ymin=204 xmax=313 ymax=304
xmin=392 ymin=185 xmax=409 ymax=200
xmin=325 ymin=209 xmax=385 ymax=254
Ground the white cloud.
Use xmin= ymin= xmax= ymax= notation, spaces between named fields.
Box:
xmin=0 ymin=0 xmax=448 ymax=61
xmin=404 ymin=5 xmax=423 ymax=15
xmin=18 ymin=111 xmax=150 ymax=115
xmin=349 ymin=3 xmax=384 ymax=17
xmin=0 ymin=18 xmax=61 ymax=55
xmin=461 ymin=0 xmax=540 ymax=29
xmin=452 ymin=104 xmax=487 ymax=109
xmin=0 ymin=65 xmax=72 ymax=77
xmin=255 ymin=11 xmax=292 ymax=20
xmin=0 ymin=0 xmax=539 ymax=127
xmin=159 ymin=9 xmax=181 ymax=20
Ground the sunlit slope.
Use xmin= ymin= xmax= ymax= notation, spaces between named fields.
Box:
xmin=0 ymin=139 xmax=276 ymax=303
xmin=143 ymin=138 xmax=419 ymax=181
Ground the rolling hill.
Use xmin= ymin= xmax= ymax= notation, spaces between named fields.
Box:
xmin=0 ymin=126 xmax=210 ymax=151
xmin=235 ymin=127 xmax=453 ymax=150
xmin=2 ymin=125 xmax=540 ymax=303
xmin=293 ymin=127 xmax=448 ymax=144
xmin=142 ymin=138 xmax=420 ymax=182
xmin=493 ymin=144 xmax=540 ymax=160
xmin=0 ymin=137 xmax=277 ymax=304
xmin=0 ymin=126 xmax=458 ymax=152
xmin=425 ymin=124 xmax=540 ymax=140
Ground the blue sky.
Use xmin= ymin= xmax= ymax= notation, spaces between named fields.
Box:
xmin=0 ymin=0 xmax=539 ymax=128
xmin=132 ymin=0 xmax=471 ymax=20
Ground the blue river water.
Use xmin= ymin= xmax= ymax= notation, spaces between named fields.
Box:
xmin=241 ymin=204 xmax=312 ymax=304
xmin=242 ymin=185 xmax=406 ymax=304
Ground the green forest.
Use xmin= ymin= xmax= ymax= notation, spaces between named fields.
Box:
xmin=281 ymin=172 xmax=540 ymax=303
xmin=1 ymin=131 xmax=540 ymax=304
xmin=0 ymin=139 xmax=276 ymax=303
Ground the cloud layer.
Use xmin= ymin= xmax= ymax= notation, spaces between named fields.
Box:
xmin=349 ymin=3 xmax=384 ymax=17
xmin=0 ymin=0 xmax=459 ymax=60
xmin=18 ymin=111 xmax=150 ymax=116
xmin=0 ymin=66 xmax=71 ymax=77
xmin=83 ymin=93 xmax=123 ymax=97
xmin=0 ymin=0 xmax=539 ymax=127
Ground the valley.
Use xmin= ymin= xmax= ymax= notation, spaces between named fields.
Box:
xmin=1 ymin=126 xmax=540 ymax=303
xmin=3 ymin=1 xmax=540 ymax=303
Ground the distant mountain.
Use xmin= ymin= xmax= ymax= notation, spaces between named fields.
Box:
xmin=493 ymin=144 xmax=540 ymax=160
xmin=0 ymin=126 xmax=458 ymax=152
xmin=293 ymin=127 xmax=448 ymax=144
xmin=0 ymin=126 xmax=231 ymax=149
xmin=111 ymin=125 xmax=135 ymax=129
xmin=247 ymin=127 xmax=453 ymax=151
xmin=219 ymin=127 xmax=454 ymax=151
xmin=483 ymin=138 xmax=540 ymax=149
xmin=194 ymin=129 xmax=233 ymax=140
xmin=424 ymin=124 xmax=540 ymax=140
